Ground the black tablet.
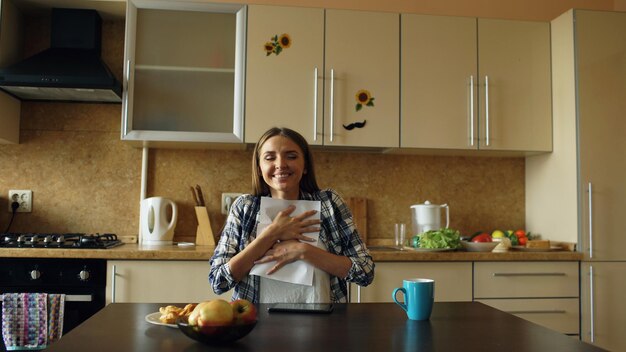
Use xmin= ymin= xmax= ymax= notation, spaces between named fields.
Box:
xmin=267 ymin=303 xmax=334 ymax=314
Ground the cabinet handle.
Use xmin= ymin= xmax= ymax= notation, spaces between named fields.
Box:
xmin=590 ymin=265 xmax=595 ymax=343
xmin=330 ymin=68 xmax=335 ymax=142
xmin=492 ymin=272 xmax=566 ymax=277
xmin=111 ymin=264 xmax=117 ymax=303
xmin=123 ymin=60 xmax=131 ymax=132
xmin=505 ymin=310 xmax=566 ymax=314
xmin=313 ymin=67 xmax=318 ymax=142
xmin=469 ymin=75 xmax=475 ymax=147
xmin=66 ymin=295 xmax=93 ymax=302
xmin=587 ymin=182 xmax=593 ymax=259
xmin=125 ymin=59 xmax=131 ymax=84
xmin=485 ymin=75 xmax=490 ymax=146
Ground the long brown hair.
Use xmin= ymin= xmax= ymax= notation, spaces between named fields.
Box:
xmin=252 ymin=127 xmax=320 ymax=196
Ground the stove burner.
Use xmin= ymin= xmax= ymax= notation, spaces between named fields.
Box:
xmin=0 ymin=233 xmax=123 ymax=249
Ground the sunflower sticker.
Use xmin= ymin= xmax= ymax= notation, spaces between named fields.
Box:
xmin=355 ymin=89 xmax=375 ymax=111
xmin=265 ymin=33 xmax=292 ymax=56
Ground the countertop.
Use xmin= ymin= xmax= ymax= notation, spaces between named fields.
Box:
xmin=0 ymin=243 xmax=583 ymax=261
xmin=43 ymin=302 xmax=603 ymax=352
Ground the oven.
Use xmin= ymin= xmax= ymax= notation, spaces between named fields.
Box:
xmin=0 ymin=258 xmax=106 ymax=335
xmin=0 ymin=233 xmax=123 ymax=335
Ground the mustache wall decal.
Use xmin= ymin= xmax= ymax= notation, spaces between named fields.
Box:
xmin=342 ymin=120 xmax=367 ymax=130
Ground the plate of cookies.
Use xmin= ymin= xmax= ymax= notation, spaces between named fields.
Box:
xmin=146 ymin=304 xmax=197 ymax=328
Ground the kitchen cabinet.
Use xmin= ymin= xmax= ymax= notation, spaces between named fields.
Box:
xmin=401 ymin=15 xmax=551 ymax=152
xmin=527 ymin=10 xmax=626 ymax=350
xmin=106 ymin=260 xmax=231 ymax=304
xmin=245 ymin=6 xmax=399 ymax=147
xmin=581 ymin=263 xmax=626 ymax=350
xmin=351 ymin=262 xmax=472 ymax=303
xmin=121 ymin=0 xmax=246 ymax=147
xmin=244 ymin=5 xmax=323 ymax=145
xmin=0 ymin=0 xmax=21 ymax=144
xmin=473 ymin=262 xmax=580 ymax=335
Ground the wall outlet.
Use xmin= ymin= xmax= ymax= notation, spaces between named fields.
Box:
xmin=221 ymin=193 xmax=243 ymax=215
xmin=8 ymin=190 xmax=32 ymax=212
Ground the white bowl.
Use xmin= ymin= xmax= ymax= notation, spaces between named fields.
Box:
xmin=461 ymin=241 xmax=498 ymax=252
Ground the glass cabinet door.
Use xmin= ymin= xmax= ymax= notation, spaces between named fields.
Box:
xmin=122 ymin=0 xmax=246 ymax=145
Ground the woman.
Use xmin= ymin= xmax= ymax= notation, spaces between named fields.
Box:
xmin=209 ymin=127 xmax=374 ymax=303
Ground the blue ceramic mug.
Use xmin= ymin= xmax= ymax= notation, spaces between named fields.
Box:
xmin=392 ymin=278 xmax=434 ymax=320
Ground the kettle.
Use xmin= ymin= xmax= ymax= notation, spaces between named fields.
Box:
xmin=410 ymin=201 xmax=450 ymax=236
xmin=140 ymin=197 xmax=178 ymax=245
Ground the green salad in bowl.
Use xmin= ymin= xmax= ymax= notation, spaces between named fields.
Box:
xmin=412 ymin=228 xmax=462 ymax=249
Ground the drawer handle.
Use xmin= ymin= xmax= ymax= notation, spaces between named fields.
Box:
xmin=493 ymin=272 xmax=566 ymax=277
xmin=505 ymin=310 xmax=566 ymax=314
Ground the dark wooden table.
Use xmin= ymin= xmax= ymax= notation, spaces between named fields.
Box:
xmin=44 ymin=302 xmax=605 ymax=351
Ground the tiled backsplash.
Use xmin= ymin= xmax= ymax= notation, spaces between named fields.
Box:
xmin=0 ymin=101 xmax=525 ymax=242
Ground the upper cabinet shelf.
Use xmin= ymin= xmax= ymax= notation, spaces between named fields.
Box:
xmin=121 ymin=0 xmax=246 ymax=147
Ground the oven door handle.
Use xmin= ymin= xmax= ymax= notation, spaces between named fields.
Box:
xmin=0 ymin=294 xmax=92 ymax=302
xmin=66 ymin=294 xmax=93 ymax=302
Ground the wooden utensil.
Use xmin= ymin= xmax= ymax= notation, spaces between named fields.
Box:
xmin=190 ymin=186 xmax=200 ymax=206
xmin=195 ymin=185 xmax=206 ymax=206
xmin=345 ymin=197 xmax=367 ymax=244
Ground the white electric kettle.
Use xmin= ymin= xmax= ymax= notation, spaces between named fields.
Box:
xmin=410 ymin=200 xmax=450 ymax=236
xmin=140 ymin=197 xmax=178 ymax=245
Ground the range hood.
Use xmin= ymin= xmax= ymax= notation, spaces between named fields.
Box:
xmin=0 ymin=8 xmax=122 ymax=103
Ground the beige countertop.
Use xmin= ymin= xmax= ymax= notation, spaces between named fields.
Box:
xmin=0 ymin=244 xmax=583 ymax=261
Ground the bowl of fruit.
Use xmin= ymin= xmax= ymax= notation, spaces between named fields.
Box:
xmin=177 ymin=299 xmax=257 ymax=345
xmin=461 ymin=232 xmax=498 ymax=252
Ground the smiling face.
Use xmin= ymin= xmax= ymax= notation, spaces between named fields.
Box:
xmin=258 ymin=135 xmax=306 ymax=200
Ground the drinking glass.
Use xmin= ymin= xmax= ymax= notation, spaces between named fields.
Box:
xmin=395 ymin=223 xmax=406 ymax=249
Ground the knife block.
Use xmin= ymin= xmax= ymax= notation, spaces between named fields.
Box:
xmin=194 ymin=206 xmax=215 ymax=246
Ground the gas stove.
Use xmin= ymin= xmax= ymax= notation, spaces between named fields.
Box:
xmin=0 ymin=233 xmax=123 ymax=249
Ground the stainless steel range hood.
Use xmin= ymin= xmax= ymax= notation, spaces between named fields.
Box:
xmin=0 ymin=7 xmax=121 ymax=103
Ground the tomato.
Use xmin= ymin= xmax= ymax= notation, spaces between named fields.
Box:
xmin=518 ymin=236 xmax=528 ymax=246
xmin=514 ymin=229 xmax=526 ymax=238
xmin=471 ymin=233 xmax=492 ymax=243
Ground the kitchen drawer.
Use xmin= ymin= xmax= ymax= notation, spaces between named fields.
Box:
xmin=474 ymin=262 xmax=579 ymax=298
xmin=355 ymin=262 xmax=472 ymax=303
xmin=106 ymin=260 xmax=231 ymax=304
xmin=477 ymin=298 xmax=579 ymax=335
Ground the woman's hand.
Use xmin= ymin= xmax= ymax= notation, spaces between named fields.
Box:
xmin=261 ymin=205 xmax=320 ymax=243
xmin=254 ymin=240 xmax=309 ymax=275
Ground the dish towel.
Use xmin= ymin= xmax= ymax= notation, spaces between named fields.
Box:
xmin=1 ymin=293 xmax=65 ymax=351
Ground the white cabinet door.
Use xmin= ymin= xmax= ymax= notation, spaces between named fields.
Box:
xmin=576 ymin=10 xmax=626 ymax=261
xmin=106 ymin=260 xmax=231 ymax=304
xmin=244 ymin=5 xmax=324 ymax=145
xmin=324 ymin=9 xmax=399 ymax=147
xmin=529 ymin=9 xmax=626 ymax=350
xmin=402 ymin=15 xmax=551 ymax=152
xmin=477 ymin=19 xmax=552 ymax=152
xmin=353 ymin=262 xmax=472 ymax=303
xmin=122 ymin=0 xmax=246 ymax=146
xmin=245 ymin=7 xmax=399 ymax=148
xmin=581 ymin=262 xmax=626 ymax=350
xmin=401 ymin=14 xmax=477 ymax=150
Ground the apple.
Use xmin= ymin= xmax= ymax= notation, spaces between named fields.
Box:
xmin=230 ymin=299 xmax=257 ymax=325
xmin=188 ymin=299 xmax=234 ymax=327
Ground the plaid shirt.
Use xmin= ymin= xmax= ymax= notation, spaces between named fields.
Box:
xmin=209 ymin=189 xmax=374 ymax=303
